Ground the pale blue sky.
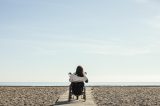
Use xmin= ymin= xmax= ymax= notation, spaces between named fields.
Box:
xmin=1 ymin=0 xmax=160 ymax=82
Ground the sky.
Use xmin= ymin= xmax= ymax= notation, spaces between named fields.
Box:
xmin=0 ymin=0 xmax=160 ymax=82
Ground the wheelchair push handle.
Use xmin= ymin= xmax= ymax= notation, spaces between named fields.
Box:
xmin=84 ymin=72 xmax=87 ymax=75
xmin=68 ymin=72 xmax=72 ymax=76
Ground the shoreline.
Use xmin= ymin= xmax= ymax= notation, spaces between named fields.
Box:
xmin=2 ymin=85 xmax=160 ymax=87
xmin=1 ymin=82 xmax=160 ymax=86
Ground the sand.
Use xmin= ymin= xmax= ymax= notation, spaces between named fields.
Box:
xmin=2 ymin=86 xmax=160 ymax=106
xmin=92 ymin=86 xmax=160 ymax=106
xmin=0 ymin=86 xmax=67 ymax=106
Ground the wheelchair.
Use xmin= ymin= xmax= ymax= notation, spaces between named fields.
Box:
xmin=68 ymin=72 xmax=87 ymax=102
xmin=68 ymin=82 xmax=86 ymax=102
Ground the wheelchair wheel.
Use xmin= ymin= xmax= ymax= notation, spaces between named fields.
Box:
xmin=68 ymin=84 xmax=72 ymax=102
xmin=76 ymin=95 xmax=79 ymax=100
xmin=83 ymin=87 xmax=86 ymax=101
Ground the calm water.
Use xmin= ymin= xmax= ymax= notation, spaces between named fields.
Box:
xmin=1 ymin=82 xmax=160 ymax=86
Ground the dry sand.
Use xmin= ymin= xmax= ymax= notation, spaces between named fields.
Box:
xmin=92 ymin=86 xmax=160 ymax=106
xmin=0 ymin=86 xmax=67 ymax=106
xmin=2 ymin=86 xmax=160 ymax=106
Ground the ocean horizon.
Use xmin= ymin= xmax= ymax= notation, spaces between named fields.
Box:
xmin=1 ymin=82 xmax=160 ymax=86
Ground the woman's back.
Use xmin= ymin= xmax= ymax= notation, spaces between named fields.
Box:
xmin=70 ymin=66 xmax=88 ymax=83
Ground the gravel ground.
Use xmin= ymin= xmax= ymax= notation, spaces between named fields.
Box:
xmin=92 ymin=86 xmax=160 ymax=106
xmin=0 ymin=86 xmax=67 ymax=106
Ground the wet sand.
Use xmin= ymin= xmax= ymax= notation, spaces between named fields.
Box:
xmin=92 ymin=86 xmax=160 ymax=106
xmin=0 ymin=86 xmax=67 ymax=106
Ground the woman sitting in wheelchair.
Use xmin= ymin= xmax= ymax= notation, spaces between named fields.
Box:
xmin=68 ymin=66 xmax=88 ymax=100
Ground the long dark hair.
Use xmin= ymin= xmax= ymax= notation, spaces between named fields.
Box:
xmin=75 ymin=66 xmax=84 ymax=77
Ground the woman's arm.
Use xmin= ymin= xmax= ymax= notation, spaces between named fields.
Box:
xmin=69 ymin=74 xmax=88 ymax=82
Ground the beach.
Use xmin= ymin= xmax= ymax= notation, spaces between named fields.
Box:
xmin=2 ymin=86 xmax=160 ymax=106
xmin=92 ymin=86 xmax=160 ymax=106
xmin=0 ymin=86 xmax=67 ymax=106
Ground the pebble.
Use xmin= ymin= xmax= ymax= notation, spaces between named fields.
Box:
xmin=92 ymin=87 xmax=160 ymax=106
xmin=0 ymin=87 xmax=67 ymax=106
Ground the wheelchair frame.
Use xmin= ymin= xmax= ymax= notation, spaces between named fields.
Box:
xmin=68 ymin=83 xmax=86 ymax=102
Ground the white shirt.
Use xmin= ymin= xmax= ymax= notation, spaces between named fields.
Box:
xmin=69 ymin=74 xmax=88 ymax=82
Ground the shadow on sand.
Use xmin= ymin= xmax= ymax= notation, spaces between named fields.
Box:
xmin=55 ymin=100 xmax=71 ymax=105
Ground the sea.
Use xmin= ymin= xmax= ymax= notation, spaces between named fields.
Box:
xmin=1 ymin=82 xmax=160 ymax=86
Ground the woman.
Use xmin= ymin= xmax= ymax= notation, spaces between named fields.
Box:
xmin=69 ymin=66 xmax=88 ymax=83
xmin=69 ymin=66 xmax=88 ymax=97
